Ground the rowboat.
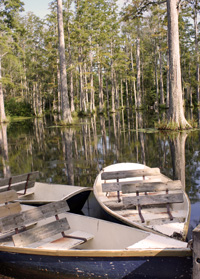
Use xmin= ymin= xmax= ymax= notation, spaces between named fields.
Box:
xmin=17 ymin=182 xmax=92 ymax=211
xmin=93 ymin=162 xmax=191 ymax=241
xmin=0 ymin=190 xmax=192 ymax=279
xmin=0 ymin=172 xmax=92 ymax=211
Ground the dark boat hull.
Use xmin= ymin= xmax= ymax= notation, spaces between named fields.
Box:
xmin=0 ymin=251 xmax=192 ymax=279
xmin=67 ymin=190 xmax=91 ymax=212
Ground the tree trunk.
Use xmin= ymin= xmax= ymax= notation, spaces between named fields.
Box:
xmin=167 ymin=0 xmax=191 ymax=129
xmin=111 ymin=40 xmax=115 ymax=112
xmin=166 ymin=48 xmax=170 ymax=108
xmin=57 ymin=57 xmax=61 ymax=114
xmin=154 ymin=43 xmax=159 ymax=106
xmin=159 ymin=44 xmax=165 ymax=105
xmin=98 ymin=59 xmax=104 ymax=113
xmin=89 ymin=37 xmax=95 ymax=112
xmin=120 ymin=79 xmax=124 ymax=108
xmin=57 ymin=0 xmax=72 ymax=123
xmin=130 ymin=45 xmax=137 ymax=108
xmin=194 ymin=0 xmax=199 ymax=105
xmin=78 ymin=46 xmax=86 ymax=113
xmin=136 ymin=35 xmax=141 ymax=108
xmin=67 ymin=20 xmax=75 ymax=113
xmin=0 ymin=56 xmax=6 ymax=122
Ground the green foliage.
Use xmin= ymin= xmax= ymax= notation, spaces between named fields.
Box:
xmin=1 ymin=0 xmax=200 ymax=123
xmin=5 ymin=98 xmax=33 ymax=117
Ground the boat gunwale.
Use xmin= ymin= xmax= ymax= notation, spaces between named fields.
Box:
xmin=17 ymin=185 xmax=93 ymax=204
xmin=0 ymin=245 xmax=192 ymax=257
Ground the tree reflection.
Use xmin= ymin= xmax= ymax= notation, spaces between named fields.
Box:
xmin=136 ymin=111 xmax=145 ymax=165
xmin=62 ymin=128 xmax=74 ymax=185
xmin=169 ymin=132 xmax=188 ymax=189
xmin=0 ymin=124 xmax=11 ymax=177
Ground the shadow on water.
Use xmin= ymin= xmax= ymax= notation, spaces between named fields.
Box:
xmin=0 ymin=108 xmax=200 ymax=278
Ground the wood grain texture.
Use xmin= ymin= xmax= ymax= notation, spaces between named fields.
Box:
xmin=123 ymin=193 xmax=184 ymax=206
xmin=0 ymin=171 xmax=39 ymax=187
xmin=102 ymin=180 xmax=182 ymax=193
xmin=0 ymin=200 xmax=70 ymax=233
xmin=0 ymin=202 xmax=21 ymax=218
xmin=0 ymin=190 xmax=18 ymax=204
xmin=12 ymin=218 xmax=70 ymax=247
xmin=101 ymin=168 xmax=160 ymax=180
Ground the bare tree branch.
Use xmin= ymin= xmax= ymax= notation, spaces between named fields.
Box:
xmin=122 ymin=0 xmax=166 ymax=21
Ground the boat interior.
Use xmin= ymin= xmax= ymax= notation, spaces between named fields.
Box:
xmin=94 ymin=163 xmax=189 ymax=239
xmin=0 ymin=189 xmax=188 ymax=252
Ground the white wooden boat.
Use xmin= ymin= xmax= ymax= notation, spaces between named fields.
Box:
xmin=0 ymin=190 xmax=192 ymax=279
xmin=93 ymin=162 xmax=191 ymax=241
xmin=0 ymin=172 xmax=92 ymax=211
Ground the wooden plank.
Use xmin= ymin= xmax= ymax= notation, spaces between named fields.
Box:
xmin=102 ymin=182 xmax=121 ymax=192
xmin=0 ymin=200 xmax=70 ymax=233
xmin=193 ymin=224 xmax=200 ymax=279
xmin=102 ymin=180 xmax=182 ymax=193
xmin=37 ymin=230 xmax=94 ymax=250
xmin=122 ymin=180 xmax=182 ymax=193
xmin=12 ymin=218 xmax=70 ymax=247
xmin=101 ymin=168 xmax=160 ymax=180
xmin=123 ymin=193 xmax=184 ymax=206
xmin=0 ymin=171 xmax=39 ymax=187
xmin=0 ymin=190 xmax=18 ymax=204
xmin=0 ymin=202 xmax=21 ymax=218
xmin=0 ymin=181 xmax=35 ymax=193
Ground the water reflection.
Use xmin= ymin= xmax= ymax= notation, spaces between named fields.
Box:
xmin=0 ymin=110 xmax=200 ymax=242
xmin=0 ymin=124 xmax=11 ymax=177
xmin=169 ymin=132 xmax=188 ymax=189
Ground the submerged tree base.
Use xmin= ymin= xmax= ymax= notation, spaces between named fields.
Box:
xmin=156 ymin=119 xmax=193 ymax=131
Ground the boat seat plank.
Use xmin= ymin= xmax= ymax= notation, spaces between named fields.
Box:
xmin=37 ymin=230 xmax=94 ymax=250
xmin=122 ymin=180 xmax=182 ymax=193
xmin=0 ymin=172 xmax=39 ymax=187
xmin=101 ymin=168 xmax=160 ymax=180
xmin=123 ymin=193 xmax=184 ymax=206
xmin=102 ymin=180 xmax=182 ymax=193
xmin=0 ymin=200 xmax=70 ymax=233
xmin=0 ymin=202 xmax=21 ymax=218
xmin=12 ymin=218 xmax=70 ymax=247
xmin=102 ymin=182 xmax=122 ymax=192
xmin=0 ymin=190 xmax=19 ymax=204
xmin=0 ymin=181 xmax=35 ymax=194
xmin=0 ymin=171 xmax=39 ymax=194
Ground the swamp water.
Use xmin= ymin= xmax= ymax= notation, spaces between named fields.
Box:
xmin=0 ymin=109 xmax=200 ymax=278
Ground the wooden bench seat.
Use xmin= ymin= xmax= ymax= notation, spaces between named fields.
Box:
xmin=123 ymin=192 xmax=184 ymax=207
xmin=101 ymin=166 xmax=184 ymax=224
xmin=37 ymin=230 xmax=94 ymax=250
xmin=101 ymin=167 xmax=161 ymax=203
xmin=101 ymin=168 xmax=160 ymax=181
xmin=0 ymin=190 xmax=22 ymax=218
xmin=0 ymin=171 xmax=39 ymax=195
xmin=0 ymin=200 xmax=70 ymax=234
xmin=102 ymin=180 xmax=182 ymax=193
xmin=0 ymin=199 xmax=93 ymax=249
xmin=123 ymin=192 xmax=184 ymax=223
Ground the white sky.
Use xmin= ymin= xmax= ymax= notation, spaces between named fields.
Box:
xmin=23 ymin=0 xmax=126 ymax=18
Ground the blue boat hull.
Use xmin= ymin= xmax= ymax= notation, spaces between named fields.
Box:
xmin=0 ymin=251 xmax=192 ymax=279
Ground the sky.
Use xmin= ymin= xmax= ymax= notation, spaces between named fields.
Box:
xmin=23 ymin=0 xmax=126 ymax=18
